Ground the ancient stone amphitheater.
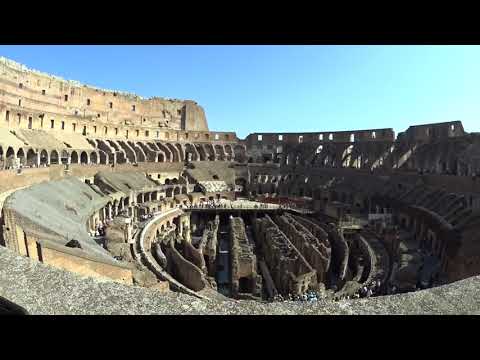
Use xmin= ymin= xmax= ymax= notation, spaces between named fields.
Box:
xmin=0 ymin=56 xmax=479 ymax=315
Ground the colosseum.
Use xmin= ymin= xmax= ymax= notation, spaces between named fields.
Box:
xmin=0 ymin=56 xmax=479 ymax=315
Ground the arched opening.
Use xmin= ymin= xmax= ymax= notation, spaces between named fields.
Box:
xmin=99 ymin=151 xmax=108 ymax=164
xmin=238 ymin=277 xmax=251 ymax=293
xmin=70 ymin=151 xmax=79 ymax=164
xmin=175 ymin=143 xmax=184 ymax=162
xmin=26 ymin=149 xmax=37 ymax=167
xmin=184 ymin=143 xmax=198 ymax=162
xmin=156 ymin=143 xmax=172 ymax=162
xmin=204 ymin=144 xmax=215 ymax=161
xmin=194 ymin=144 xmax=207 ymax=161
xmin=6 ymin=147 xmax=15 ymax=166
xmin=233 ymin=145 xmax=246 ymax=162
xmin=16 ymin=148 xmax=26 ymax=166
xmin=111 ymin=152 xmax=119 ymax=165
xmin=195 ymin=144 xmax=206 ymax=161
xmin=166 ymin=143 xmax=179 ymax=162
xmin=214 ymin=145 xmax=225 ymax=160
xmin=117 ymin=141 xmax=136 ymax=163
xmin=80 ymin=151 xmax=88 ymax=164
xmin=90 ymin=152 xmax=98 ymax=164
xmin=342 ymin=145 xmax=354 ymax=167
xmin=224 ymin=144 xmax=233 ymax=160
xmin=61 ymin=150 xmax=69 ymax=165
xmin=181 ymin=186 xmax=188 ymax=195
xmin=50 ymin=150 xmax=59 ymax=165
xmin=174 ymin=187 xmax=180 ymax=196
xmin=127 ymin=142 xmax=145 ymax=162
xmin=39 ymin=149 xmax=49 ymax=166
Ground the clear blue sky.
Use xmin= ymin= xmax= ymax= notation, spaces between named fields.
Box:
xmin=1 ymin=45 xmax=479 ymax=138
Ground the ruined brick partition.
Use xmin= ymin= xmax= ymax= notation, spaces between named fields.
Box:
xmin=254 ymin=215 xmax=317 ymax=295
xmin=229 ymin=216 xmax=260 ymax=297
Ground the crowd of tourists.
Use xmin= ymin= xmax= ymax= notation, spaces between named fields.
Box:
xmin=330 ymin=280 xmax=385 ymax=301
xmin=268 ymin=279 xmax=410 ymax=304
xmin=187 ymin=200 xmax=276 ymax=210
xmin=271 ymin=290 xmax=322 ymax=303
xmin=140 ymin=213 xmax=154 ymax=221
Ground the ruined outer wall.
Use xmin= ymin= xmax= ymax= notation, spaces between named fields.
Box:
xmin=402 ymin=121 xmax=465 ymax=144
xmin=183 ymin=101 xmax=209 ymax=131
xmin=0 ymin=57 xmax=207 ymax=131
xmin=0 ymin=57 xmax=239 ymax=143
xmin=245 ymin=128 xmax=395 ymax=148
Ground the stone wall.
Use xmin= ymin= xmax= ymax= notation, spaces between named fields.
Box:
xmin=229 ymin=217 xmax=260 ymax=297
xmin=273 ymin=214 xmax=329 ymax=284
xmin=254 ymin=215 xmax=316 ymax=295
xmin=40 ymin=243 xmax=133 ymax=284
xmin=0 ymin=57 xmax=210 ymax=133
xmin=166 ymin=242 xmax=208 ymax=292
xmin=1 ymin=245 xmax=479 ymax=314
xmin=183 ymin=240 xmax=206 ymax=272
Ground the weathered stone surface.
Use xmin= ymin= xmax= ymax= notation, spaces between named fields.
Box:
xmin=1 ymin=247 xmax=478 ymax=315
xmin=132 ymin=267 xmax=159 ymax=288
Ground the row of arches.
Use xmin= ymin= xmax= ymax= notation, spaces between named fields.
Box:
xmin=0 ymin=141 xmax=248 ymax=170
xmin=0 ymin=145 xmax=107 ymax=169
xmin=250 ymin=141 xmax=393 ymax=171
xmin=87 ymin=139 xmax=248 ymax=165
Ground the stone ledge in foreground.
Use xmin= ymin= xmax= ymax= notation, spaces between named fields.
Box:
xmin=0 ymin=247 xmax=479 ymax=315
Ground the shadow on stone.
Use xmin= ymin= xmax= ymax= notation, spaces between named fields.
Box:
xmin=0 ymin=297 xmax=29 ymax=315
